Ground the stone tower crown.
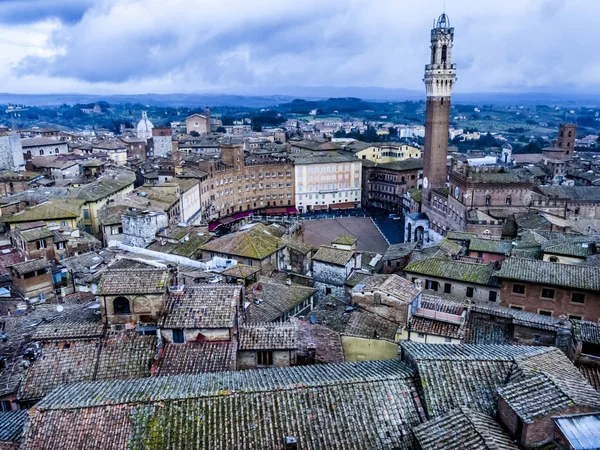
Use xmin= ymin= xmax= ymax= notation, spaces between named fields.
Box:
xmin=424 ymin=13 xmax=457 ymax=98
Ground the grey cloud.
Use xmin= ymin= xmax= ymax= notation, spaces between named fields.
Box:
xmin=6 ymin=0 xmax=600 ymax=94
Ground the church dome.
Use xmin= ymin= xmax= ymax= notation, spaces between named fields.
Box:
xmin=137 ymin=111 xmax=154 ymax=134
xmin=136 ymin=111 xmax=154 ymax=140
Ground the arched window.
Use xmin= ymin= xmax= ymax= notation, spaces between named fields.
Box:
xmin=548 ymin=256 xmax=559 ymax=263
xmin=441 ymin=45 xmax=448 ymax=63
xmin=113 ymin=296 xmax=130 ymax=315
xmin=55 ymin=148 xmax=59 ymax=154
xmin=485 ymin=196 xmax=491 ymax=206
xmin=568 ymin=131 xmax=572 ymax=137
xmin=39 ymin=149 xmax=44 ymax=156
xmin=431 ymin=45 xmax=436 ymax=63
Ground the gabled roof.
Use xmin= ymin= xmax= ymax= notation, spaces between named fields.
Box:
xmin=160 ymin=285 xmax=240 ymax=329
xmin=152 ymin=342 xmax=237 ymax=376
xmin=238 ymin=323 xmax=297 ymax=350
xmin=97 ymin=268 xmax=169 ymax=295
xmin=200 ymin=223 xmax=285 ymax=260
xmin=245 ymin=278 xmax=315 ymax=323
xmin=4 ymin=199 xmax=85 ymax=223
xmin=382 ymin=241 xmax=417 ymax=261
xmin=405 ymin=257 xmax=498 ymax=286
xmin=499 ymin=348 xmax=600 ymax=423
xmin=468 ymin=238 xmax=513 ymax=255
xmin=401 ymin=342 xmax=551 ymax=417
xmin=313 ymin=245 xmax=355 ymax=266
xmin=413 ymin=407 xmax=518 ymax=450
xmin=9 ymin=258 xmax=49 ymax=276
xmin=25 ymin=360 xmax=422 ymax=450
xmin=496 ymin=257 xmax=600 ymax=291
xmin=360 ymin=274 xmax=422 ymax=304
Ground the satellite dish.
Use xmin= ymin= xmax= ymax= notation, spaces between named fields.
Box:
xmin=56 ymin=305 xmax=64 ymax=313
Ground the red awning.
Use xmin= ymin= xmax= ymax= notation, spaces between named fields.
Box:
xmin=329 ymin=201 xmax=356 ymax=210
xmin=208 ymin=221 xmax=222 ymax=231
xmin=286 ymin=207 xmax=299 ymax=214
xmin=266 ymin=207 xmax=288 ymax=215
xmin=313 ymin=205 xmax=328 ymax=211
xmin=220 ymin=217 xmax=236 ymax=225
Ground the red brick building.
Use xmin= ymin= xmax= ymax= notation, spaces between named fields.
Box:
xmin=496 ymin=258 xmax=600 ymax=321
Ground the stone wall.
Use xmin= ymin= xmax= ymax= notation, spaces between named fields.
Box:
xmin=0 ymin=134 xmax=25 ymax=171
xmin=122 ymin=211 xmax=168 ymax=248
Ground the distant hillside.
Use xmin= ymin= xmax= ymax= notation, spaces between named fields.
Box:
xmin=1 ymin=87 xmax=600 ymax=108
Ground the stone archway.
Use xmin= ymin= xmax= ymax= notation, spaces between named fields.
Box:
xmin=415 ymin=226 xmax=425 ymax=242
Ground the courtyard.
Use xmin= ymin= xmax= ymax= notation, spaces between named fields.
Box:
xmin=302 ymin=216 xmax=390 ymax=254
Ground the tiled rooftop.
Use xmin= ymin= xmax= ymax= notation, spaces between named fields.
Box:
xmin=160 ymin=285 xmax=240 ymax=330
xmin=401 ymin=343 xmax=553 ymax=417
xmin=361 ymin=274 xmax=422 ymax=304
xmin=572 ymin=319 xmax=600 ymax=344
xmin=409 ymin=316 xmax=464 ymax=339
xmin=382 ymin=241 xmax=417 ymax=261
xmin=405 ymin=257 xmax=498 ymax=286
xmin=245 ymin=278 xmax=315 ymax=323
xmin=238 ymin=323 xmax=297 ymax=350
xmin=97 ymin=268 xmax=169 ymax=295
xmin=152 ymin=342 xmax=237 ymax=376
xmin=292 ymin=318 xmax=344 ymax=365
xmin=4 ymin=199 xmax=85 ymax=223
xmin=499 ymin=348 xmax=600 ymax=423
xmin=413 ymin=407 xmax=518 ymax=450
xmin=9 ymin=258 xmax=49 ymax=276
xmin=496 ymin=257 xmax=600 ymax=291
xmin=24 ymin=360 xmax=424 ymax=449
xmin=468 ymin=238 xmax=513 ymax=255
xmin=18 ymin=339 xmax=100 ymax=401
xmin=312 ymin=245 xmax=355 ymax=266
xmin=33 ymin=303 xmax=104 ymax=340
xmin=0 ymin=410 xmax=28 ymax=444
xmin=200 ymin=223 xmax=285 ymax=260
xmin=95 ymin=332 xmax=156 ymax=381
xmin=310 ymin=296 xmax=399 ymax=341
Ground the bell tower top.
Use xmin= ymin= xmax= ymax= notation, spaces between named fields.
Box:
xmin=424 ymin=13 xmax=457 ymax=98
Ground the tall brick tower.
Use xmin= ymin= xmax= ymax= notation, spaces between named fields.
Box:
xmin=557 ymin=123 xmax=577 ymax=156
xmin=422 ymin=13 xmax=456 ymax=196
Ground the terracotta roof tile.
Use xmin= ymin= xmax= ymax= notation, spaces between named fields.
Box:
xmin=413 ymin=407 xmax=518 ymax=450
xmin=0 ymin=410 xmax=28 ymax=444
xmin=238 ymin=323 xmax=297 ymax=350
xmin=153 ymin=342 xmax=237 ymax=376
xmin=160 ymin=285 xmax=240 ymax=330
xmin=24 ymin=360 xmax=423 ymax=450
xmin=97 ymin=268 xmax=169 ymax=295
xmin=496 ymin=258 xmax=600 ymax=291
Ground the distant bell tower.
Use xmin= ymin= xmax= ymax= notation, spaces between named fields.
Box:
xmin=422 ymin=13 xmax=456 ymax=195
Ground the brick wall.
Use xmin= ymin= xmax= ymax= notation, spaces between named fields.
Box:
xmin=499 ymin=280 xmax=600 ymax=321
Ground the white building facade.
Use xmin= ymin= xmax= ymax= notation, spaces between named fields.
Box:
xmin=292 ymin=152 xmax=362 ymax=213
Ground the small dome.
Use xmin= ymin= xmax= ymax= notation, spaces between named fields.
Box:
xmin=436 ymin=13 xmax=450 ymax=29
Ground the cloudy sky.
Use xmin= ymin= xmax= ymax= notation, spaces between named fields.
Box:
xmin=0 ymin=0 xmax=596 ymax=95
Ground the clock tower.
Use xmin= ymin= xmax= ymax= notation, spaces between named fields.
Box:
xmin=422 ymin=13 xmax=456 ymax=197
